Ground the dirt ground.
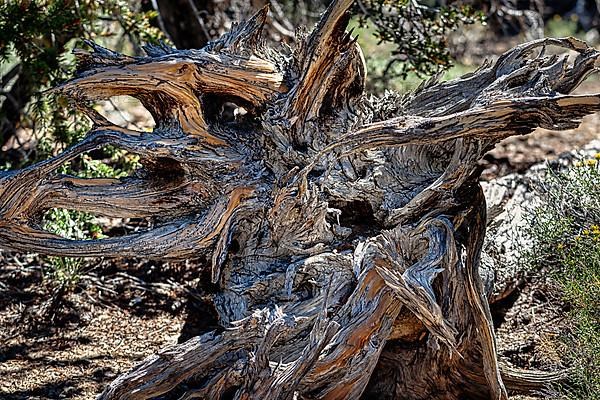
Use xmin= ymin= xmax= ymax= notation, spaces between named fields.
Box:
xmin=1 ymin=75 xmax=600 ymax=400
xmin=0 ymin=307 xmax=183 ymax=399
xmin=0 ymin=256 xmax=214 ymax=400
xmin=495 ymin=271 xmax=569 ymax=372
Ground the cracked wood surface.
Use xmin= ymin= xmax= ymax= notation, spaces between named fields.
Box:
xmin=1 ymin=1 xmax=599 ymax=399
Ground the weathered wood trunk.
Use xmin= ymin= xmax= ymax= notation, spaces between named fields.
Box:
xmin=1 ymin=1 xmax=599 ymax=399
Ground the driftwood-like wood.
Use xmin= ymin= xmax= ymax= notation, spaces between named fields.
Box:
xmin=1 ymin=1 xmax=599 ymax=399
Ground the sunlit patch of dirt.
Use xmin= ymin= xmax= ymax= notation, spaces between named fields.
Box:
xmin=0 ymin=255 xmax=209 ymax=400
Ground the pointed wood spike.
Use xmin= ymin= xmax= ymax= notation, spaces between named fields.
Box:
xmin=207 ymin=4 xmax=269 ymax=54
xmin=280 ymin=0 xmax=365 ymax=147
xmin=237 ymin=4 xmax=269 ymax=49
xmin=143 ymin=40 xmax=177 ymax=57
xmin=73 ymin=41 xmax=135 ymax=73
xmin=304 ymin=0 xmax=354 ymax=55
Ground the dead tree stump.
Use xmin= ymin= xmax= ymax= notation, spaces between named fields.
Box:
xmin=1 ymin=1 xmax=599 ymax=399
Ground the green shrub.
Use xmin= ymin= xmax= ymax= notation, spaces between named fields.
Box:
xmin=353 ymin=0 xmax=484 ymax=84
xmin=526 ymin=156 xmax=600 ymax=398
xmin=44 ymin=256 xmax=84 ymax=291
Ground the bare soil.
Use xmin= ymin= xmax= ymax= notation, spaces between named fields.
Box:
xmin=494 ymin=271 xmax=571 ymax=372
xmin=0 ymin=256 xmax=215 ymax=400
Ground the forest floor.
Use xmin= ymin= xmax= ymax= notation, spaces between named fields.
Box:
xmin=0 ymin=258 xmax=213 ymax=399
xmin=1 ymin=65 xmax=599 ymax=400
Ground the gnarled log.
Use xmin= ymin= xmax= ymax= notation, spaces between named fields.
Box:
xmin=1 ymin=2 xmax=599 ymax=399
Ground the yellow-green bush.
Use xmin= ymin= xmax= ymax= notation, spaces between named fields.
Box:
xmin=526 ymin=156 xmax=600 ymax=398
